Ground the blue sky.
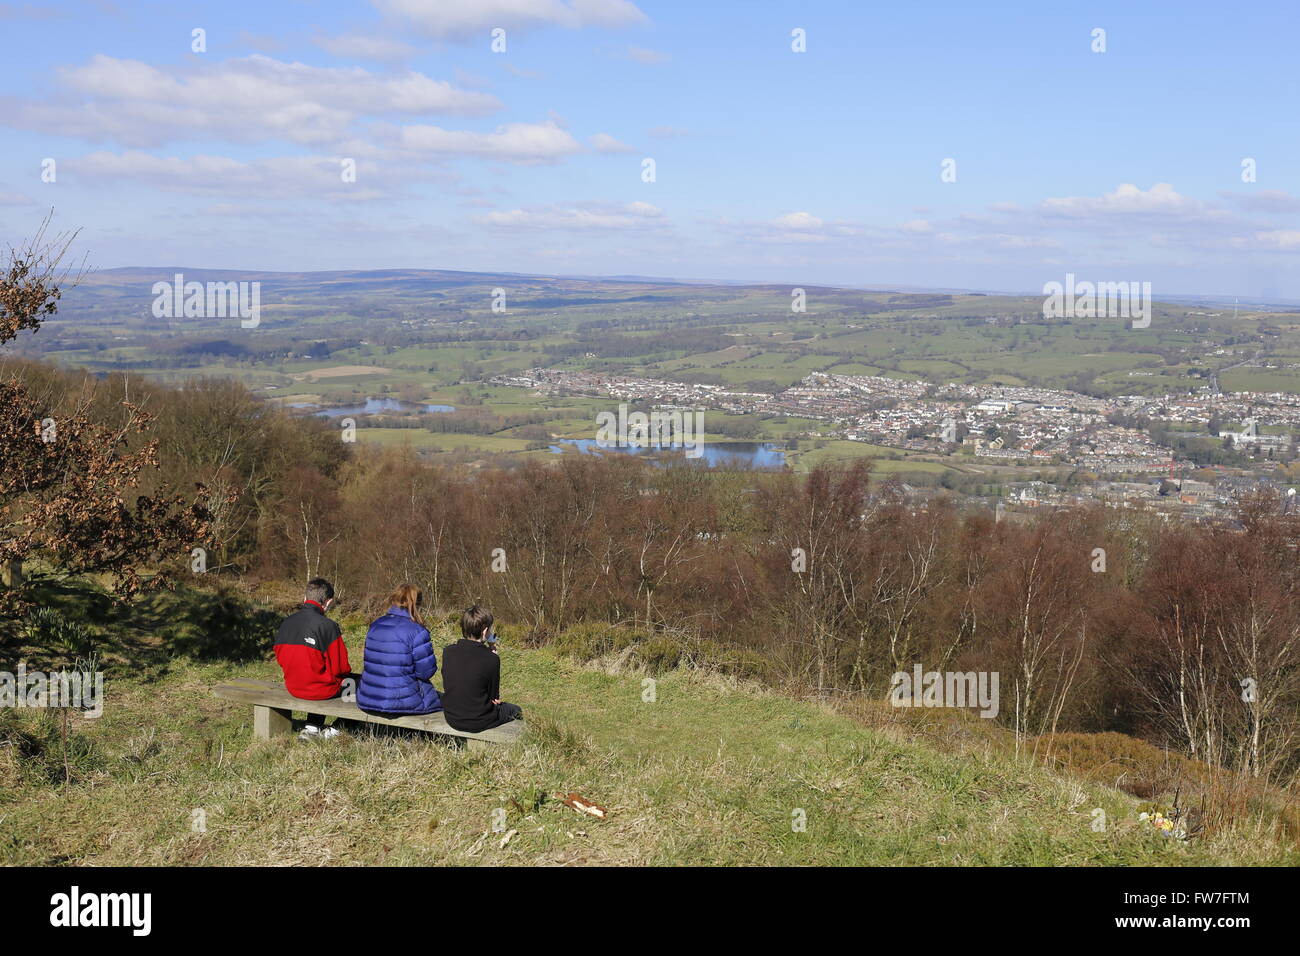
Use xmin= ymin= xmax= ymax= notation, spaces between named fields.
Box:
xmin=1 ymin=0 xmax=1298 ymax=297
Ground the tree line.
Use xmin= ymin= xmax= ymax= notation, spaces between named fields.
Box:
xmin=3 ymin=226 xmax=1298 ymax=787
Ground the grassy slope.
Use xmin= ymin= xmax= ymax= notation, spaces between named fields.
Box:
xmin=4 ymin=609 xmax=1294 ymax=866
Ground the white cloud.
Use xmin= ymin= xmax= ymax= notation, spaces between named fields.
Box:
xmin=482 ymin=200 xmax=665 ymax=231
xmin=715 ymin=212 xmax=863 ymax=245
xmin=936 ymin=231 xmax=1060 ymax=249
xmin=313 ymin=32 xmax=417 ymax=62
xmin=1 ymin=54 xmax=501 ymax=148
xmin=1040 ymin=182 xmax=1223 ymax=221
xmin=239 ymin=31 xmax=284 ymax=53
xmin=623 ymin=46 xmax=670 ymax=64
xmin=374 ymin=0 xmax=648 ymax=39
xmin=1220 ymin=189 xmax=1300 ymax=215
xmin=503 ymin=62 xmax=546 ymax=80
xmin=590 ymin=132 xmax=633 ymax=153
xmin=772 ymin=211 xmax=823 ymax=230
xmin=389 ymin=119 xmax=583 ymax=163
xmin=65 ymin=151 xmax=390 ymax=199
xmin=1242 ymin=230 xmax=1300 ymax=251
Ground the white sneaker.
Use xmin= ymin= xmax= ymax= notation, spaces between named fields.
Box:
xmin=299 ymin=725 xmax=345 ymax=740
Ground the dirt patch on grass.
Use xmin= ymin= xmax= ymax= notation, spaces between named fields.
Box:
xmin=295 ymin=365 xmax=390 ymax=380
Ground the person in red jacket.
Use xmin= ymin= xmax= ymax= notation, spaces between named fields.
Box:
xmin=274 ymin=578 xmax=353 ymax=739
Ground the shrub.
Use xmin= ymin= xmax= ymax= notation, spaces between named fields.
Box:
xmin=549 ymin=622 xmax=645 ymax=662
xmin=632 ymin=635 xmax=683 ymax=675
xmin=1033 ymin=732 xmax=1209 ymax=799
xmin=1032 ymin=731 xmax=1300 ymax=839
xmin=691 ymin=640 xmax=778 ymax=683
xmin=0 ymin=709 xmax=104 ymax=787
xmin=21 ymin=606 xmax=94 ymax=658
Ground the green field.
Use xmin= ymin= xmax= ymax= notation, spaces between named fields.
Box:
xmin=23 ymin=267 xmax=1300 ymax=472
xmin=355 ymin=428 xmax=535 ymax=454
xmin=788 ymin=441 xmax=958 ymax=474
xmin=1221 ymin=367 xmax=1300 ymax=393
xmin=3 ymin=583 xmax=1292 ymax=866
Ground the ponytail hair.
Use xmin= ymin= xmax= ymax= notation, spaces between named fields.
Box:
xmin=385 ymin=584 xmax=424 ymax=627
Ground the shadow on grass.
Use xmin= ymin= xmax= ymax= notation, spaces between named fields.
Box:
xmin=0 ymin=576 xmax=280 ymax=675
xmin=126 ymin=586 xmax=278 ymax=664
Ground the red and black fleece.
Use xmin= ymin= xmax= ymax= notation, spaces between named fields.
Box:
xmin=274 ymin=601 xmax=351 ymax=700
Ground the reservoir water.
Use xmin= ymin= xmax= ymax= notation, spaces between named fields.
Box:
xmin=548 ymin=438 xmax=786 ymax=469
xmin=292 ymin=398 xmax=456 ymax=417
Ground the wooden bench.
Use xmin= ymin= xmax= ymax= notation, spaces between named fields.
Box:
xmin=212 ymin=679 xmax=523 ymax=749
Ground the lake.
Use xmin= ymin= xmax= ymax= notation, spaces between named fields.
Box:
xmin=294 ymin=398 xmax=456 ymax=417
xmin=549 ymin=439 xmax=786 ymax=469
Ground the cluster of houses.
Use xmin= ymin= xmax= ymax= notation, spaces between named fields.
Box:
xmin=492 ymin=367 xmax=1296 ymax=487
xmin=984 ymin=474 xmax=1296 ymax=524
xmin=493 ymin=368 xmax=772 ymax=412
xmin=1123 ymin=390 xmax=1300 ymax=444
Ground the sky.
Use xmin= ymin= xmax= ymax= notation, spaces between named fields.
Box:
xmin=1 ymin=0 xmax=1298 ymax=298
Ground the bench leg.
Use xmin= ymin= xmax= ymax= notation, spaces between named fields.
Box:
xmin=253 ymin=705 xmax=293 ymax=740
xmin=464 ymin=737 xmax=492 ymax=752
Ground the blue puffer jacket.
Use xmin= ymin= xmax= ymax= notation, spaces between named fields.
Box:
xmin=356 ymin=607 xmax=442 ymax=715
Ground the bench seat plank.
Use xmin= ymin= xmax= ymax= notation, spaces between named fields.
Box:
xmin=213 ymin=679 xmax=522 ymax=745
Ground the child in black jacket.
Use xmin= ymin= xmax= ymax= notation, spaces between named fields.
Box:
xmin=441 ymin=604 xmax=523 ymax=732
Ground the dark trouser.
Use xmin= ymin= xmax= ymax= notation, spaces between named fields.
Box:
xmin=304 ymin=685 xmax=349 ymax=729
xmin=450 ymin=702 xmax=523 ymax=733
xmin=483 ymin=702 xmax=522 ymax=730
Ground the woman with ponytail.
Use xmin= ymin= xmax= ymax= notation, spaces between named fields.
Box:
xmin=356 ymin=584 xmax=442 ymax=716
